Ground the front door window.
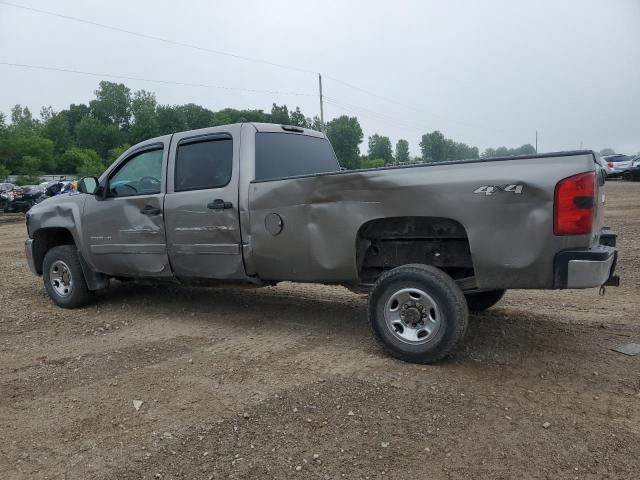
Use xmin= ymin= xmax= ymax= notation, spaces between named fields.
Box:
xmin=109 ymin=149 xmax=163 ymax=197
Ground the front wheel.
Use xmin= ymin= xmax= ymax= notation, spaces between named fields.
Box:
xmin=42 ymin=245 xmax=94 ymax=308
xmin=368 ymin=264 xmax=468 ymax=364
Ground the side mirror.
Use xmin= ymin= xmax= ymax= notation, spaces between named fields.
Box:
xmin=78 ymin=177 xmax=99 ymax=195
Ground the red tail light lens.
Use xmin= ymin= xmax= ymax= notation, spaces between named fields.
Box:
xmin=554 ymin=171 xmax=595 ymax=235
xmin=607 ymin=162 xmax=614 ymax=168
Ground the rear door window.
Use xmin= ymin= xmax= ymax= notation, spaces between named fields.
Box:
xmin=175 ymin=137 xmax=233 ymax=191
xmin=255 ymin=133 xmax=339 ymax=181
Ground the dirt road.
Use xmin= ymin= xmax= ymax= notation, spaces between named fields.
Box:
xmin=1 ymin=182 xmax=639 ymax=479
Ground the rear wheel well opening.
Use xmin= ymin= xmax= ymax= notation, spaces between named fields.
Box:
xmin=356 ymin=217 xmax=475 ymax=285
xmin=33 ymin=228 xmax=76 ymax=275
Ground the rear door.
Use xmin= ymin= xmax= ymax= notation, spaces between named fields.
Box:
xmin=164 ymin=126 xmax=244 ymax=279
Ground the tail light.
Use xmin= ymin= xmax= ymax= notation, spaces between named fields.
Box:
xmin=554 ymin=171 xmax=596 ymax=236
xmin=607 ymin=162 xmax=614 ymax=169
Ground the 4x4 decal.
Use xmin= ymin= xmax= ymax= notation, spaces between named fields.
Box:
xmin=473 ymin=184 xmax=524 ymax=196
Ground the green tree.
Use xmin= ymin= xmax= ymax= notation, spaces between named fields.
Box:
xmin=77 ymin=152 xmax=107 ymax=177
xmin=368 ymin=134 xmax=393 ymax=163
xmin=289 ymin=107 xmax=308 ymax=127
xmin=0 ymin=162 xmax=9 ymax=180
xmin=107 ymin=144 xmax=130 ymax=165
xmin=89 ymin=81 xmax=132 ymax=128
xmin=270 ymin=103 xmax=289 ymax=124
xmin=16 ymin=155 xmax=42 ymax=176
xmin=395 ymin=139 xmax=410 ymax=163
xmin=59 ymin=147 xmax=102 ymax=173
xmin=10 ymin=104 xmax=40 ymax=134
xmin=179 ymin=103 xmax=214 ymax=129
xmin=128 ymin=90 xmax=159 ymax=143
xmin=59 ymin=104 xmax=90 ymax=134
xmin=129 ymin=109 xmax=159 ymax=144
xmin=157 ymin=105 xmax=187 ymax=134
xmin=481 ymin=144 xmax=536 ymax=158
xmin=0 ymin=133 xmax=55 ymax=173
xmin=448 ymin=140 xmax=479 ymax=160
xmin=420 ymin=131 xmax=448 ymax=162
xmin=75 ymin=116 xmax=124 ymax=158
xmin=42 ymin=111 xmax=73 ymax=156
xmin=307 ymin=115 xmax=323 ymax=132
xmin=359 ymin=156 xmax=385 ymax=169
xmin=420 ymin=131 xmax=478 ymax=162
xmin=326 ymin=116 xmax=363 ymax=170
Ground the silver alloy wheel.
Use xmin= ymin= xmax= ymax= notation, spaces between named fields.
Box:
xmin=49 ymin=260 xmax=73 ymax=297
xmin=384 ymin=287 xmax=441 ymax=345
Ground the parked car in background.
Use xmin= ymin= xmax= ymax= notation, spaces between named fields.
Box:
xmin=0 ymin=184 xmax=45 ymax=213
xmin=595 ymin=155 xmax=614 ymax=177
xmin=0 ymin=183 xmax=19 ymax=212
xmin=12 ymin=185 xmax=45 ymax=213
xmin=602 ymin=154 xmax=633 ymax=178
xmin=622 ymin=155 xmax=640 ymax=182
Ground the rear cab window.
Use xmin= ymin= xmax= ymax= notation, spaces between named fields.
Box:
xmin=255 ymin=132 xmax=339 ymax=181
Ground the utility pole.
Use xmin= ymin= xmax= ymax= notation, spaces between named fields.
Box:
xmin=535 ymin=130 xmax=538 ymax=153
xmin=318 ymin=73 xmax=325 ymax=133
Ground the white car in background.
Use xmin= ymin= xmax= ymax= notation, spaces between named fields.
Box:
xmin=596 ymin=155 xmax=614 ymax=177
xmin=601 ymin=154 xmax=633 ymax=178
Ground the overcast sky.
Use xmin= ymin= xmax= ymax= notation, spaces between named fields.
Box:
xmin=1 ymin=0 xmax=639 ymax=156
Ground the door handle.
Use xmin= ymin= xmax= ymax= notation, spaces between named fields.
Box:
xmin=140 ymin=205 xmax=161 ymax=215
xmin=207 ymin=199 xmax=233 ymax=210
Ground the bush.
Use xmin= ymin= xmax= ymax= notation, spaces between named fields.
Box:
xmin=77 ymin=153 xmax=107 ymax=177
xmin=59 ymin=147 xmax=102 ymax=173
xmin=0 ymin=163 xmax=9 ymax=181
xmin=15 ymin=174 xmax=44 ymax=186
xmin=359 ymin=157 xmax=385 ymax=169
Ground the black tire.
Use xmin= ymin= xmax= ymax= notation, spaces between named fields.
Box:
xmin=42 ymin=245 xmax=94 ymax=308
xmin=622 ymin=172 xmax=631 ymax=182
xmin=465 ymin=289 xmax=506 ymax=313
xmin=368 ymin=264 xmax=468 ymax=364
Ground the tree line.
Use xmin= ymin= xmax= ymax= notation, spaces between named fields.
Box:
xmin=0 ymin=80 xmax=540 ymax=183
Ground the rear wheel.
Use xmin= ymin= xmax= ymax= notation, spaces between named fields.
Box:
xmin=465 ymin=289 xmax=506 ymax=313
xmin=43 ymin=245 xmax=93 ymax=308
xmin=623 ymin=172 xmax=631 ymax=182
xmin=368 ymin=264 xmax=468 ymax=364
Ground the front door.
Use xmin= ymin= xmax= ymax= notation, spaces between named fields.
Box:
xmin=164 ymin=128 xmax=244 ymax=279
xmin=83 ymin=141 xmax=172 ymax=277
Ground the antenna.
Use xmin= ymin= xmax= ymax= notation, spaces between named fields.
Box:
xmin=319 ymin=73 xmax=325 ymax=133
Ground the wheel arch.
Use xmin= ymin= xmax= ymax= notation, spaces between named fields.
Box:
xmin=32 ymin=227 xmax=77 ymax=275
xmin=355 ymin=216 xmax=475 ymax=286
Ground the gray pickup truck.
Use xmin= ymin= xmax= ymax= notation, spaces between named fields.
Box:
xmin=24 ymin=123 xmax=619 ymax=363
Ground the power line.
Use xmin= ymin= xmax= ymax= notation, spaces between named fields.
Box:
xmin=324 ymin=96 xmax=435 ymax=134
xmin=0 ymin=0 xmax=515 ymax=135
xmin=323 ymin=75 xmax=479 ymax=129
xmin=0 ymin=62 xmax=316 ymax=97
xmin=0 ymin=0 xmax=316 ymax=75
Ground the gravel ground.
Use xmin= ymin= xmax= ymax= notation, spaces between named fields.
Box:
xmin=0 ymin=182 xmax=638 ymax=479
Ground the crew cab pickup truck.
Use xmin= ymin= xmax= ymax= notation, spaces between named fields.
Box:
xmin=24 ymin=123 xmax=619 ymax=363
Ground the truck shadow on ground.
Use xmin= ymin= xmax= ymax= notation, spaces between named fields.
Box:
xmin=94 ymin=282 xmax=616 ymax=371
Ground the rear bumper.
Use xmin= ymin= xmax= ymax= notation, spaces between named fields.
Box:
xmin=25 ymin=238 xmax=38 ymax=275
xmin=554 ymin=244 xmax=618 ymax=289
